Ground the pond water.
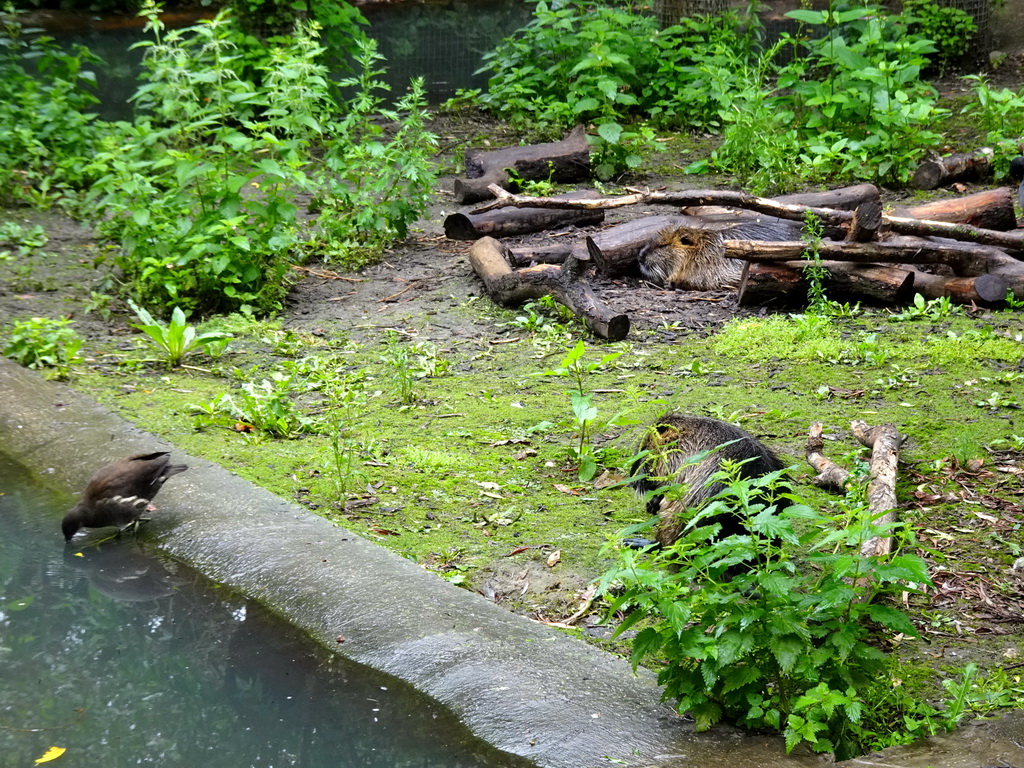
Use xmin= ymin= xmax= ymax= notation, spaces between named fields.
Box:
xmin=0 ymin=454 xmax=531 ymax=768
xmin=41 ymin=0 xmax=530 ymax=121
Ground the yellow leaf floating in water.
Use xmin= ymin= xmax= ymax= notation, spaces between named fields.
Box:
xmin=34 ymin=746 xmax=66 ymax=764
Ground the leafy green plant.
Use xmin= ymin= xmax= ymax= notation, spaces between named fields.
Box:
xmin=3 ymin=316 xmax=83 ymax=380
xmin=0 ymin=221 xmax=48 ymax=259
xmin=195 ymin=371 xmax=316 ymax=438
xmin=801 ymin=212 xmax=831 ymax=312
xmin=599 ymin=475 xmax=933 ymax=759
xmin=323 ymin=373 xmax=368 ymax=500
xmin=532 ymin=341 xmax=635 ymax=480
xmin=130 ymin=301 xmax=231 ymax=368
xmin=888 ymin=293 xmax=963 ymax=322
xmin=90 ymin=3 xmax=318 ymax=314
xmin=311 ymin=37 xmax=437 ymax=267
xmin=382 ymin=331 xmax=417 ymax=405
xmin=902 ymin=0 xmax=977 ymax=70
xmin=0 ymin=5 xmax=108 ymax=208
xmin=960 ymin=76 xmax=1024 ymax=178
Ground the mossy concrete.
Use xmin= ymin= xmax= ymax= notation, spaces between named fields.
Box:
xmin=2 ymin=356 xmax=1021 ymax=768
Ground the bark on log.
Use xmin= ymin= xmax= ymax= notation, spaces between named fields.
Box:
xmin=776 ymin=183 xmax=881 ymax=211
xmin=908 ymin=270 xmax=1008 ymax=305
xmin=851 ymin=421 xmax=901 ymax=559
xmin=738 ymin=260 xmax=1004 ymax=307
xmin=895 ymin=187 xmax=1016 ymax=231
xmin=453 ymin=125 xmax=591 ymax=205
xmin=468 ymin=236 xmax=629 ymax=340
xmin=806 ymin=422 xmax=852 ymax=491
xmin=479 ymin=185 xmax=1024 ymax=251
xmin=738 ymin=261 xmax=916 ymax=306
xmin=507 ymin=244 xmax=579 ymax=267
xmin=912 ymin=149 xmax=993 ymax=190
xmin=445 ymin=191 xmax=605 ymax=240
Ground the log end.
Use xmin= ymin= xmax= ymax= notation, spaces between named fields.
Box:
xmin=974 ymin=274 xmax=1010 ymax=305
xmin=590 ymin=313 xmax=631 ymax=341
xmin=443 ymin=212 xmax=478 ymax=240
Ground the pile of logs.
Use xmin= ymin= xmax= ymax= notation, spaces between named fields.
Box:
xmin=448 ymin=137 xmax=1024 ymax=338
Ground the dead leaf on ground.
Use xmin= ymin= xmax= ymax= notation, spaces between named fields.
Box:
xmin=546 ymin=550 xmax=561 ymax=567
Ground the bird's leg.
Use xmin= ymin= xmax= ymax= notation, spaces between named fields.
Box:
xmin=121 ymin=517 xmax=152 ymax=536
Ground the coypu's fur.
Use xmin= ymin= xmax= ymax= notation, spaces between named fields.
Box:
xmin=630 ymin=414 xmax=786 ymax=548
xmin=637 ymin=225 xmax=743 ymax=290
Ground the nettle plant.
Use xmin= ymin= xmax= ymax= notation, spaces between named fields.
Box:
xmin=0 ymin=6 xmax=107 ymax=207
xmin=599 ymin=473 xmax=935 ymax=759
xmin=476 ymin=0 xmax=661 ymax=179
xmin=532 ymin=341 xmax=637 ymax=481
xmin=89 ymin=1 xmax=436 ymax=314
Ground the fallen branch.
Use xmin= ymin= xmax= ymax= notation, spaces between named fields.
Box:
xmin=805 ymin=422 xmax=852 ymax=491
xmin=477 ymin=185 xmax=1024 ymax=251
xmin=851 ymin=420 xmax=901 ymax=558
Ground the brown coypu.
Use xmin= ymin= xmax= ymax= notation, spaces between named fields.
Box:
xmin=630 ymin=414 xmax=787 ymax=548
xmin=637 ymin=225 xmax=741 ymax=291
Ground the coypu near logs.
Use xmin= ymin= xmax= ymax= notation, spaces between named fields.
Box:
xmin=630 ymin=414 xmax=787 ymax=548
xmin=637 ymin=225 xmax=741 ymax=290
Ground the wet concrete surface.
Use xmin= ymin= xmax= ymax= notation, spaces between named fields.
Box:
xmin=1 ymin=357 xmax=1020 ymax=768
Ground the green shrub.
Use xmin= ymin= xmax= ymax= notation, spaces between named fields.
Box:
xmin=3 ymin=316 xmax=83 ymax=379
xmin=310 ymin=38 xmax=437 ymax=268
xmin=599 ymin=470 xmax=933 ymax=759
xmin=0 ymin=6 xmax=107 ymax=207
xmin=89 ymin=5 xmax=324 ymax=315
xmin=902 ymin=0 xmax=977 ymax=70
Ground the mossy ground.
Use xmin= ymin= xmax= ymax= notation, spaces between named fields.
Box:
xmin=2 ymin=116 xmax=1023 ymax=733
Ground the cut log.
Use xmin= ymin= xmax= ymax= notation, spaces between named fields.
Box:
xmin=805 ymin=422 xmax=852 ymax=491
xmin=776 ymin=183 xmax=881 ymax=211
xmin=468 ymin=236 xmax=629 ymax=340
xmin=851 ymin=421 xmax=901 ymax=559
xmin=893 ymin=187 xmax=1017 ymax=232
xmin=908 ymin=270 xmax=1008 ymax=305
xmin=738 ymin=261 xmax=916 ymax=306
xmin=846 ymin=199 xmax=883 ymax=243
xmin=453 ymin=125 xmax=591 ymax=205
xmin=445 ymin=191 xmax=605 ymax=240
xmin=738 ymin=259 xmax=1005 ymax=307
xmin=912 ymin=149 xmax=993 ymax=190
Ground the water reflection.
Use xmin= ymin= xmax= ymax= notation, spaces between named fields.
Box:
xmin=0 ymin=455 xmax=529 ymax=767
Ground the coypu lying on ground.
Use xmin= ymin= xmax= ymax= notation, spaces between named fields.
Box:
xmin=637 ymin=216 xmax=806 ymax=290
xmin=630 ymin=414 xmax=787 ymax=548
xmin=638 ymin=226 xmax=741 ymax=290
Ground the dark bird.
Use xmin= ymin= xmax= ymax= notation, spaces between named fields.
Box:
xmin=62 ymin=452 xmax=188 ymax=541
xmin=1009 ymin=156 xmax=1024 ymax=213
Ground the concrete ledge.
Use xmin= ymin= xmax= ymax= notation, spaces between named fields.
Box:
xmin=0 ymin=358 xmax=820 ymax=768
